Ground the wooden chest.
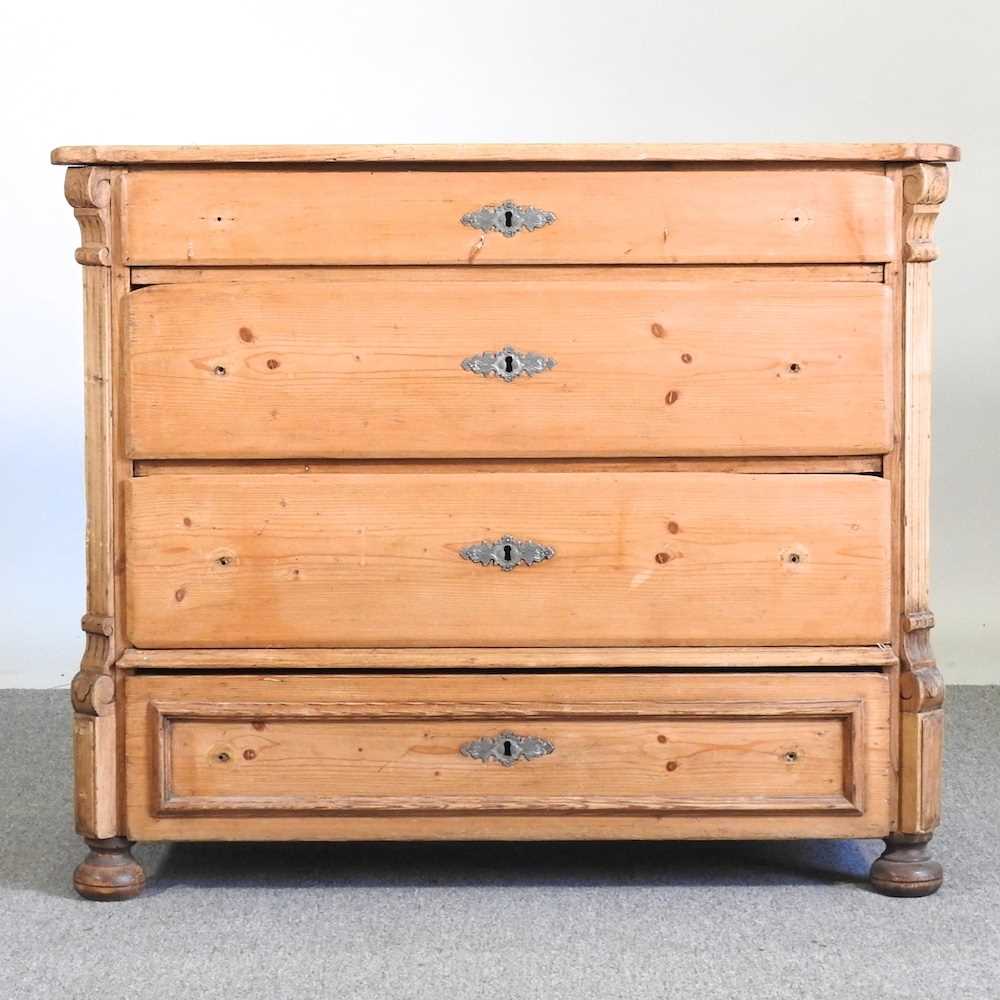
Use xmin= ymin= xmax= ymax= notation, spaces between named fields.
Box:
xmin=55 ymin=142 xmax=958 ymax=900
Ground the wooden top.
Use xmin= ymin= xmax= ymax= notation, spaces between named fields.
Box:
xmin=51 ymin=142 xmax=960 ymax=166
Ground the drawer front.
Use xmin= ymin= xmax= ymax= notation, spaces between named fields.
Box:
xmin=122 ymin=168 xmax=895 ymax=265
xmin=126 ymin=280 xmax=892 ymax=459
xmin=125 ymin=472 xmax=891 ymax=648
xmin=124 ymin=672 xmax=892 ymax=840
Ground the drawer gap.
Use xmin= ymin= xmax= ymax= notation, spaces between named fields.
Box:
xmin=133 ymin=457 xmax=885 ymax=477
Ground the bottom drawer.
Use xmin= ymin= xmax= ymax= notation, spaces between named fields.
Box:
xmin=124 ymin=672 xmax=892 ymax=841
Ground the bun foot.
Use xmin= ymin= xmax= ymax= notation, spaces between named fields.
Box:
xmin=870 ymin=833 xmax=943 ymax=897
xmin=74 ymin=836 xmax=146 ymax=901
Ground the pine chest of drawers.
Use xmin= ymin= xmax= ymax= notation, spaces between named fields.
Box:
xmin=54 ymin=142 xmax=958 ymax=900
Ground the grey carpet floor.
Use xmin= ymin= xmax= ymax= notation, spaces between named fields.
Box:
xmin=1 ymin=687 xmax=999 ymax=1000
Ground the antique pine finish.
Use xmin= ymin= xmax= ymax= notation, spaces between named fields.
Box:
xmin=124 ymin=673 xmax=892 ymax=839
xmin=126 ymin=472 xmax=891 ymax=648
xmin=55 ymin=142 xmax=957 ymax=900
xmin=119 ymin=168 xmax=895 ymax=265
xmin=126 ymin=280 xmax=893 ymax=458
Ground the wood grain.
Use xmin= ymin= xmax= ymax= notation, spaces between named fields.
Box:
xmin=123 ymin=671 xmax=892 ymax=840
xmin=65 ymin=167 xmax=123 ymax=840
xmin=52 ymin=142 xmax=961 ymax=165
xmin=158 ymin=713 xmax=857 ymax=814
xmin=880 ymin=165 xmax=906 ymax=822
xmin=902 ymin=166 xmax=947 ymax=616
xmin=125 ymin=472 xmax=892 ymax=648
xmin=51 ymin=142 xmax=952 ymax=884
xmin=122 ymin=812 xmax=895 ymax=842
xmin=117 ymin=645 xmax=898 ymax=670
xmin=897 ymin=164 xmax=949 ymax=834
xmin=900 ymin=708 xmax=943 ymax=831
xmin=130 ymin=264 xmax=886 ymax=286
xmin=122 ymin=169 xmax=896 ymax=266
xmin=126 ymin=280 xmax=893 ymax=459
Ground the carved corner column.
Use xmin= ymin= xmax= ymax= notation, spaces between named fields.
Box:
xmin=65 ymin=168 xmax=121 ymax=841
xmin=898 ymin=163 xmax=948 ymax=836
xmin=872 ymin=163 xmax=948 ymax=897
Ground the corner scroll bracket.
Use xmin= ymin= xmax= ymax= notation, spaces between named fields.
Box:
xmin=902 ymin=163 xmax=949 ymax=263
xmin=72 ymin=614 xmax=116 ymax=716
xmin=899 ymin=610 xmax=943 ymax=714
xmin=65 ymin=167 xmax=113 ymax=267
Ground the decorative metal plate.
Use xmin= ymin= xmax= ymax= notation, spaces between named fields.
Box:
xmin=460 ymin=535 xmax=555 ymax=572
xmin=461 ymin=731 xmax=555 ymax=766
xmin=461 ymin=199 xmax=556 ymax=238
xmin=461 ymin=345 xmax=557 ymax=382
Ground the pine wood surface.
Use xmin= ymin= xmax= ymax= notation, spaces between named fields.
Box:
xmin=54 ymin=145 xmax=954 ymax=889
xmin=65 ymin=167 xmax=123 ymax=840
xmin=125 ymin=472 xmax=892 ymax=649
xmin=121 ymin=168 xmax=896 ymax=266
xmin=118 ymin=645 xmax=897 ymax=670
xmin=126 ymin=279 xmax=892 ymax=459
xmin=896 ymin=164 xmax=949 ymax=835
xmin=124 ymin=671 xmax=892 ymax=841
xmin=130 ymin=264 xmax=886 ymax=285
xmin=161 ymin=714 xmax=856 ymax=812
xmin=52 ymin=142 xmax=960 ymax=164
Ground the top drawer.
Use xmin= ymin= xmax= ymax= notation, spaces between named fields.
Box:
xmin=122 ymin=168 xmax=896 ymax=266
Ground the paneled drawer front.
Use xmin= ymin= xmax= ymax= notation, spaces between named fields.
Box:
xmin=125 ymin=472 xmax=891 ymax=648
xmin=124 ymin=672 xmax=892 ymax=839
xmin=126 ymin=280 xmax=893 ymax=459
xmin=122 ymin=168 xmax=895 ymax=265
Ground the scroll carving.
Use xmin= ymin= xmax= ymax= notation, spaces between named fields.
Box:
xmin=64 ymin=167 xmax=119 ymax=695
xmin=902 ymin=163 xmax=949 ymax=263
xmin=899 ymin=611 xmax=943 ymax=714
xmin=897 ymin=608 xmax=944 ymax=833
xmin=897 ymin=162 xmax=950 ymax=836
xmin=64 ymin=167 xmax=121 ymax=838
xmin=65 ymin=167 xmax=112 ymax=266
xmin=71 ymin=615 xmax=116 ymax=716
xmin=71 ymin=672 xmax=115 ymax=717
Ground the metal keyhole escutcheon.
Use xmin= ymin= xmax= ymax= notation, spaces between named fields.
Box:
xmin=461 ymin=346 xmax=557 ymax=382
xmin=461 ymin=731 xmax=555 ymax=766
xmin=460 ymin=199 xmax=556 ymax=238
xmin=460 ymin=535 xmax=555 ymax=572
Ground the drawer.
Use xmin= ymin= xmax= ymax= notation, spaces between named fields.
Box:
xmin=122 ymin=168 xmax=895 ymax=265
xmin=123 ymin=672 xmax=893 ymax=840
xmin=125 ymin=471 xmax=891 ymax=648
xmin=126 ymin=279 xmax=893 ymax=459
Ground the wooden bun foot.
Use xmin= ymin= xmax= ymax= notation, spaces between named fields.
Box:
xmin=870 ymin=833 xmax=943 ymax=897
xmin=74 ymin=836 xmax=146 ymax=901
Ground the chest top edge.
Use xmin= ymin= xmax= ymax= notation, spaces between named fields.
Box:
xmin=51 ymin=142 xmax=961 ymax=166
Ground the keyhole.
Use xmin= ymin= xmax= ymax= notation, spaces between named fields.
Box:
xmin=504 ymin=209 xmax=514 ymax=229
xmin=503 ymin=740 xmax=513 ymax=757
xmin=503 ymin=544 xmax=513 ymax=563
xmin=504 ymin=354 xmax=514 ymax=373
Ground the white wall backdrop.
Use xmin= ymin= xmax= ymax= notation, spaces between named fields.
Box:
xmin=1 ymin=0 xmax=996 ymax=686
